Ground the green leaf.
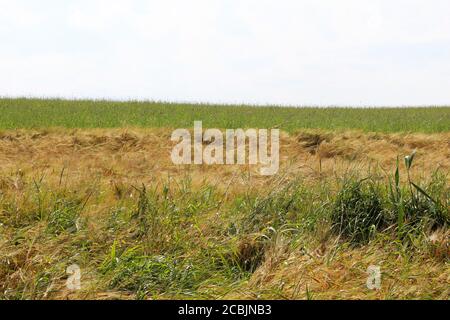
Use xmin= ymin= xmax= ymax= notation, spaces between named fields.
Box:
xmin=395 ymin=156 xmax=400 ymax=192
xmin=411 ymin=182 xmax=437 ymax=204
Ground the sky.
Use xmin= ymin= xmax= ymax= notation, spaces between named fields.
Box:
xmin=1 ymin=0 xmax=450 ymax=106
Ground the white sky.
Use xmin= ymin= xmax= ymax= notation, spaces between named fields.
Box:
xmin=1 ymin=0 xmax=450 ymax=106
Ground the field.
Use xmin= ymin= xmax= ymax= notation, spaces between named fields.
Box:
xmin=0 ymin=99 xmax=448 ymax=300
xmin=0 ymin=98 xmax=449 ymax=132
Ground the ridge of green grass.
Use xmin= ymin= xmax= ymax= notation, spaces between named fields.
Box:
xmin=0 ymin=98 xmax=449 ymax=133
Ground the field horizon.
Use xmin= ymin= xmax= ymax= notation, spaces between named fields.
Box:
xmin=3 ymin=96 xmax=450 ymax=108
xmin=1 ymin=98 xmax=449 ymax=133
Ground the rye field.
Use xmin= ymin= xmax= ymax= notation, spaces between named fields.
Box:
xmin=0 ymin=98 xmax=449 ymax=132
xmin=0 ymin=98 xmax=448 ymax=300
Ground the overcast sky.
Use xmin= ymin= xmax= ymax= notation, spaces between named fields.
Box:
xmin=1 ymin=0 xmax=449 ymax=106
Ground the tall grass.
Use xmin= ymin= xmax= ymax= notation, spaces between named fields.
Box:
xmin=0 ymin=98 xmax=449 ymax=132
xmin=331 ymin=152 xmax=449 ymax=245
xmin=0 ymin=157 xmax=448 ymax=299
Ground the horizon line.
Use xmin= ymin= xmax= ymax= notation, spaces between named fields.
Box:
xmin=1 ymin=95 xmax=449 ymax=109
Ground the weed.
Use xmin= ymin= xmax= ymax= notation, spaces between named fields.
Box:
xmin=331 ymin=178 xmax=384 ymax=244
xmin=386 ymin=152 xmax=449 ymax=236
xmin=100 ymin=245 xmax=203 ymax=296
xmin=46 ymin=198 xmax=81 ymax=235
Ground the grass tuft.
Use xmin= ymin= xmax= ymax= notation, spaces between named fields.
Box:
xmin=331 ymin=178 xmax=384 ymax=244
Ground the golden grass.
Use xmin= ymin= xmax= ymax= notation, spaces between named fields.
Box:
xmin=0 ymin=128 xmax=448 ymax=189
xmin=232 ymin=236 xmax=449 ymax=300
xmin=0 ymin=128 xmax=448 ymax=300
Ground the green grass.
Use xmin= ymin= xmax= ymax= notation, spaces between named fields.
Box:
xmin=0 ymin=98 xmax=449 ymax=132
